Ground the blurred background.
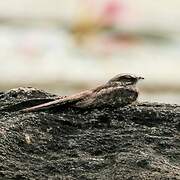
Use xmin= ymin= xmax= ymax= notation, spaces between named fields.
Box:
xmin=0 ymin=0 xmax=180 ymax=104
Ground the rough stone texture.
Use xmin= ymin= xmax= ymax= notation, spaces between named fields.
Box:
xmin=0 ymin=87 xmax=180 ymax=180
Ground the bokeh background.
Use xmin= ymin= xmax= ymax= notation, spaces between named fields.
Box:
xmin=0 ymin=0 xmax=180 ymax=104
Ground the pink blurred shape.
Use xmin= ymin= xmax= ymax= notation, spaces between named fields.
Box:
xmin=100 ymin=0 xmax=127 ymax=26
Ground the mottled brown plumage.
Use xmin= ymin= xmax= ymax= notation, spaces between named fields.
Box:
xmin=22 ymin=74 xmax=144 ymax=112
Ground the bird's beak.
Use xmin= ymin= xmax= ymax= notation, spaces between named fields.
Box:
xmin=138 ymin=77 xmax=144 ymax=80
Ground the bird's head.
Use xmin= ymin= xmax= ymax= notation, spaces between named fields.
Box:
xmin=107 ymin=74 xmax=144 ymax=86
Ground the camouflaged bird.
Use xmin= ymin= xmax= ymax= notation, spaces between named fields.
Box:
xmin=22 ymin=74 xmax=144 ymax=112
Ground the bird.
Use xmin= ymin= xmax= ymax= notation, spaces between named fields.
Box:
xmin=22 ymin=74 xmax=144 ymax=112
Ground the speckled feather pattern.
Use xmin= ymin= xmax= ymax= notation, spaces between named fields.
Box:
xmin=22 ymin=74 xmax=142 ymax=112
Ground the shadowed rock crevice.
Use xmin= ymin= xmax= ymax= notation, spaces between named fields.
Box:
xmin=0 ymin=87 xmax=179 ymax=179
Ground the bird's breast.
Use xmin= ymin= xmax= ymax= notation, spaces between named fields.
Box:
xmin=95 ymin=85 xmax=138 ymax=107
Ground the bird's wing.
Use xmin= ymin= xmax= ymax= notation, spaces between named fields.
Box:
xmin=21 ymin=90 xmax=91 ymax=112
xmin=92 ymin=84 xmax=114 ymax=93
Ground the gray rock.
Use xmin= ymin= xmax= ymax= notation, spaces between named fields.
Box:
xmin=0 ymin=87 xmax=179 ymax=179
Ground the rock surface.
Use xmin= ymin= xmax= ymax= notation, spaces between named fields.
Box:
xmin=0 ymin=87 xmax=180 ymax=179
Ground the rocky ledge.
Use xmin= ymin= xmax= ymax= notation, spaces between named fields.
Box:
xmin=0 ymin=87 xmax=179 ymax=179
